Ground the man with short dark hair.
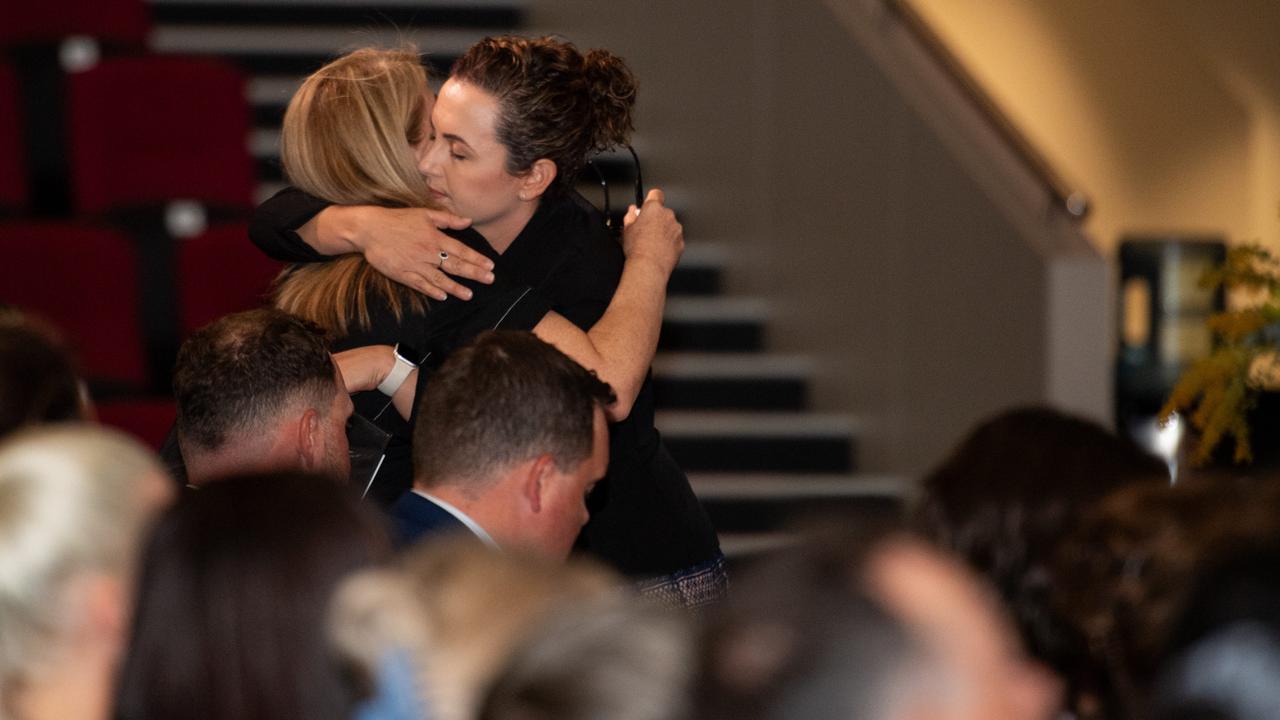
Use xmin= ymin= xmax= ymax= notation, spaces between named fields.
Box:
xmin=395 ymin=330 xmax=615 ymax=559
xmin=174 ymin=308 xmax=353 ymax=483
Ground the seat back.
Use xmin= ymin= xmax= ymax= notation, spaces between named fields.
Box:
xmin=0 ymin=0 xmax=149 ymax=48
xmin=96 ymin=398 xmax=176 ymax=450
xmin=0 ymin=222 xmax=147 ymax=386
xmin=0 ymin=63 xmax=27 ymax=212
xmin=66 ymin=55 xmax=254 ymax=215
xmin=178 ymin=223 xmax=284 ymax=336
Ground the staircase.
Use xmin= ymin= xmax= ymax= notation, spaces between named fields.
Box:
xmin=146 ymin=0 xmax=908 ymax=564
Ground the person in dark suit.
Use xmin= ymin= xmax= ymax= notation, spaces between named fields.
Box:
xmin=392 ymin=330 xmax=613 ymax=559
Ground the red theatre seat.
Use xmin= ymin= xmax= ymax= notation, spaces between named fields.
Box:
xmin=66 ymin=56 xmax=254 ymax=215
xmin=0 ymin=0 xmax=149 ymax=47
xmin=178 ymin=223 xmax=284 ymax=336
xmin=0 ymin=64 xmax=27 ymax=212
xmin=96 ymin=398 xmax=176 ymax=450
xmin=0 ymin=222 xmax=147 ymax=387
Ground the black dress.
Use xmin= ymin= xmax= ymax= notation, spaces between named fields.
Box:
xmin=250 ymin=189 xmax=725 ymax=593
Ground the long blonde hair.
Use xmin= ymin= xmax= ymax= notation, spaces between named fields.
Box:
xmin=274 ymin=47 xmax=436 ymax=335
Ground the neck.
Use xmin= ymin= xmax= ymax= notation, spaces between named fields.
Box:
xmin=418 ymin=483 xmax=513 ymax=547
xmin=475 ymin=200 xmax=540 ymax=255
xmin=182 ymin=430 xmax=296 ymax=485
xmin=13 ymin=652 xmax=112 ymax=720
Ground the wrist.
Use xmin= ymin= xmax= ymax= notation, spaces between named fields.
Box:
xmin=377 ymin=344 xmax=420 ymax=396
xmin=624 ymin=253 xmax=674 ymax=278
xmin=332 ymin=205 xmax=369 ymax=252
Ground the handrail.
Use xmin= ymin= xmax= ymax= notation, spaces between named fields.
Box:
xmin=883 ymin=0 xmax=1090 ymax=220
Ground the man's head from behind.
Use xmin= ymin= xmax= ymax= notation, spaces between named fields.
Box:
xmin=413 ymin=331 xmax=615 ymax=559
xmin=174 ymin=308 xmax=352 ymax=483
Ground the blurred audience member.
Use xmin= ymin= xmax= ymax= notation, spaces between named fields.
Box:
xmin=396 ymin=331 xmax=614 ymax=557
xmin=330 ymin=537 xmax=620 ymax=720
xmin=913 ymin=407 xmax=1167 ymax=686
xmin=172 ymin=309 xmax=354 ymax=484
xmin=0 ymin=311 xmax=88 ymax=438
xmin=478 ymin=597 xmax=692 ymax=720
xmin=698 ymin=528 xmax=1058 ymax=720
xmin=0 ymin=425 xmax=171 ymax=720
xmin=865 ymin=536 xmax=1062 ymax=720
xmin=1150 ymin=543 xmax=1280 ymax=720
xmin=1055 ymin=481 xmax=1280 ymax=719
xmin=699 ymin=543 xmax=943 ymax=720
xmin=117 ymin=472 xmax=390 ymax=720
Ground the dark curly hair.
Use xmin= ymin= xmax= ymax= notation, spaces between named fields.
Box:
xmin=451 ymin=35 xmax=637 ymax=194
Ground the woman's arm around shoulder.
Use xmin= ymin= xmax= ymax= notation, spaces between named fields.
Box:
xmin=532 ymin=189 xmax=683 ymax=421
xmin=249 ymin=185 xmax=499 ymax=301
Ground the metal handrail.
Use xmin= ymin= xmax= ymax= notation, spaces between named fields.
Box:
xmin=883 ymin=0 xmax=1090 ymax=220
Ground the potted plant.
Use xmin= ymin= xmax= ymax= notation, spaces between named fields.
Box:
xmin=1161 ymin=244 xmax=1280 ymax=466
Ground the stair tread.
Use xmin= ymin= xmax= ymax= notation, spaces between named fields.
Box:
xmin=150 ymin=25 xmax=498 ymax=55
xmin=718 ymin=531 xmax=802 ymax=558
xmin=665 ymin=296 xmax=768 ymax=321
xmin=652 ymin=352 xmax=812 ymax=379
xmin=150 ymin=0 xmax=526 ymax=7
xmin=656 ymin=410 xmax=861 ymax=436
xmin=689 ymin=472 xmax=910 ymax=499
xmin=678 ymin=242 xmax=731 ymax=268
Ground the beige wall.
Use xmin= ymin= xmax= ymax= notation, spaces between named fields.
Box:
xmin=910 ymin=0 xmax=1280 ymax=254
xmin=532 ymin=0 xmax=1058 ymax=473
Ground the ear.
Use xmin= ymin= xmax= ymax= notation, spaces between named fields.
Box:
xmin=518 ymin=158 xmax=557 ymax=201
xmin=521 ymin=454 xmax=558 ymax=514
xmin=296 ymin=408 xmax=321 ymax=470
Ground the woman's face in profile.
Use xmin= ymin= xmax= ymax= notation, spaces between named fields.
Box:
xmin=417 ymin=78 xmax=529 ymax=234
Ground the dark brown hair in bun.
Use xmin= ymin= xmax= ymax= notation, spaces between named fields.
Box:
xmin=452 ymin=35 xmax=638 ymax=194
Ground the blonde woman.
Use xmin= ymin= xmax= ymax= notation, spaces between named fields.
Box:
xmin=0 ymin=426 xmax=172 ymax=720
xmin=270 ymin=48 xmax=683 ymax=506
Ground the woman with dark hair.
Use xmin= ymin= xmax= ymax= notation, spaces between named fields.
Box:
xmin=116 ymin=472 xmax=391 ymax=720
xmin=252 ymin=37 xmax=723 ymax=604
xmin=912 ymin=406 xmax=1169 ymax=677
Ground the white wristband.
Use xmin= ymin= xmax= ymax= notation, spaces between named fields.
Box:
xmin=377 ymin=345 xmax=417 ymax=396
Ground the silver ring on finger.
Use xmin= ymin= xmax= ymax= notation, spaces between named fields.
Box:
xmin=437 ymin=251 xmax=449 ymax=269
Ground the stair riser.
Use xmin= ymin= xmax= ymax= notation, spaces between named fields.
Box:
xmin=705 ymin=496 xmax=903 ymax=535
xmin=659 ymin=321 xmax=763 ymax=353
xmin=652 ymin=377 xmax=806 ymax=411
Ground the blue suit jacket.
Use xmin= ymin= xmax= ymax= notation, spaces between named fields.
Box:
xmin=389 ymin=491 xmax=472 ymax=549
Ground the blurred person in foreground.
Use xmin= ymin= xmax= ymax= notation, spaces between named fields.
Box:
xmin=698 ymin=527 xmax=1060 ymax=720
xmin=1149 ymin=543 xmax=1280 ymax=720
xmin=476 ymin=594 xmax=693 ymax=720
xmin=0 ymin=425 xmax=171 ymax=720
xmin=171 ymin=308 xmax=418 ymax=485
xmin=117 ymin=471 xmax=391 ymax=720
xmin=0 ymin=311 xmax=89 ymax=438
xmin=1053 ymin=480 xmax=1280 ymax=719
xmin=913 ymin=406 xmax=1168 ymax=703
xmin=330 ymin=537 xmax=626 ymax=720
xmin=394 ymin=331 xmax=612 ymax=562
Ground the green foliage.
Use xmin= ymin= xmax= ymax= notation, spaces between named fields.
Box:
xmin=1160 ymin=244 xmax=1280 ymax=465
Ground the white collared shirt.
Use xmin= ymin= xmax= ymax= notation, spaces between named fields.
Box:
xmin=412 ymin=489 xmax=499 ymax=550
